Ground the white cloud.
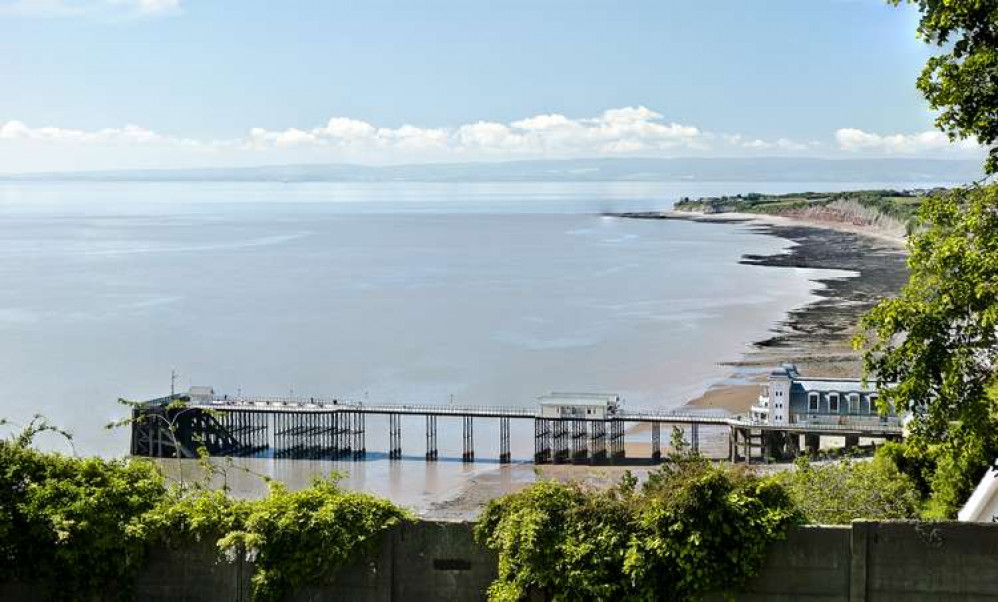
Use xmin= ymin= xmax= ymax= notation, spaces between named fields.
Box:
xmin=240 ymin=106 xmax=706 ymax=158
xmin=1 ymin=110 xmax=988 ymax=173
xmin=135 ymin=0 xmax=178 ymax=13
xmin=0 ymin=119 xmax=199 ymax=146
xmin=835 ymin=127 xmax=982 ymax=155
xmin=0 ymin=0 xmax=180 ymax=17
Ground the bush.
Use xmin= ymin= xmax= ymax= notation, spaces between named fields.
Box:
xmin=773 ymin=454 xmax=922 ymax=524
xmin=0 ymin=433 xmax=166 ymax=601
xmin=475 ymin=456 xmax=800 ymax=602
xmin=0 ymin=424 xmax=410 ymax=602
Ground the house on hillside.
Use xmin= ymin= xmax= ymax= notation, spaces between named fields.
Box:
xmin=749 ymin=363 xmax=900 ymax=428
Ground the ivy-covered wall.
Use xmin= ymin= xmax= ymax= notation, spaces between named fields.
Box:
xmin=5 ymin=520 xmax=998 ymax=602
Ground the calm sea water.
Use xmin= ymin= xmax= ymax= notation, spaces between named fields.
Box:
xmin=0 ymin=180 xmax=927 ymax=509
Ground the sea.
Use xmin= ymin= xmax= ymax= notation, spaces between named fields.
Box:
xmin=0 ymin=180 xmax=934 ymax=511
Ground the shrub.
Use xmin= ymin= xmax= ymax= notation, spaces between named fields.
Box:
xmin=475 ymin=456 xmax=800 ymax=602
xmin=0 ymin=422 xmax=409 ymax=602
xmin=773 ymin=455 xmax=922 ymax=524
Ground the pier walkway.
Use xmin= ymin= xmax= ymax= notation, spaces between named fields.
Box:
xmin=130 ymin=391 xmax=903 ymax=465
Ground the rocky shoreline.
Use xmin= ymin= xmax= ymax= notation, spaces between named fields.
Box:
xmin=612 ymin=210 xmax=908 ymax=412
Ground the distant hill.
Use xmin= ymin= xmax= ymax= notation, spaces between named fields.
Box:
xmin=0 ymin=157 xmax=982 ymax=184
xmin=674 ymin=188 xmax=940 ymax=238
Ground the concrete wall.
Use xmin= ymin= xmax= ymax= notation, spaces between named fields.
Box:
xmin=5 ymin=521 xmax=998 ymax=601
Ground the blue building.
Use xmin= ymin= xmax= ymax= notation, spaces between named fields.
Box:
xmin=749 ymin=363 xmax=900 ymax=428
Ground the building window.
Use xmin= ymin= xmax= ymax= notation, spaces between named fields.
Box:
xmin=828 ymin=393 xmax=840 ymax=413
xmin=848 ymin=393 xmax=860 ymax=414
xmin=808 ymin=392 xmax=819 ymax=412
xmin=868 ymin=395 xmax=878 ymax=415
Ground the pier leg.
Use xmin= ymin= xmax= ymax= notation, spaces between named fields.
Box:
xmin=844 ymin=435 xmax=859 ymax=452
xmin=610 ymin=420 xmax=625 ymax=462
xmin=805 ymin=434 xmax=820 ymax=458
xmin=571 ymin=420 xmax=587 ymax=464
xmin=728 ymin=426 xmax=738 ymax=464
xmin=589 ymin=420 xmax=606 ymax=463
xmin=389 ymin=413 xmax=401 ymax=460
xmin=742 ymin=428 xmax=750 ymax=464
xmin=462 ymin=416 xmax=474 ymax=462
xmin=652 ymin=422 xmax=661 ymax=462
xmin=553 ymin=420 xmax=568 ymax=463
xmin=426 ymin=415 xmax=438 ymax=461
xmin=500 ymin=417 xmax=511 ymax=464
xmin=534 ymin=419 xmax=551 ymax=463
xmin=691 ymin=423 xmax=700 ymax=454
xmin=355 ymin=413 xmax=366 ymax=459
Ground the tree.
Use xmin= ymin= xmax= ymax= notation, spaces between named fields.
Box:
xmin=855 ymin=1 xmax=998 ymax=516
xmin=889 ymin=1 xmax=998 ymax=173
xmin=857 ymin=181 xmax=998 ymax=515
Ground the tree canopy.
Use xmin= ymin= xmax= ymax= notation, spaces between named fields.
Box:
xmin=853 ymin=0 xmax=998 ymax=516
xmin=890 ymin=0 xmax=998 ymax=173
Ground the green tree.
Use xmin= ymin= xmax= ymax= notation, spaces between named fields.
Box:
xmin=774 ymin=455 xmax=922 ymax=524
xmin=890 ymin=0 xmax=998 ymax=173
xmin=853 ymin=0 xmax=998 ymax=517
xmin=857 ymin=184 xmax=998 ymax=515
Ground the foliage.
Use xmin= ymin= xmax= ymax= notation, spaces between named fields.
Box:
xmin=0 ymin=420 xmax=166 ymax=601
xmin=475 ymin=453 xmax=800 ymax=602
xmin=0 ymin=421 xmax=410 ymax=602
xmin=773 ymin=455 xmax=922 ymax=524
xmin=673 ymin=189 xmax=933 ymax=235
xmin=219 ymin=480 xmax=410 ymax=602
xmin=855 ymin=184 xmax=998 ymax=516
xmin=889 ymin=0 xmax=998 ymax=173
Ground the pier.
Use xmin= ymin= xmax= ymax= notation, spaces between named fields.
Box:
xmin=129 ymin=388 xmax=904 ymax=465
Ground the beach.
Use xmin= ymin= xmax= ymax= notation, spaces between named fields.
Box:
xmin=426 ymin=211 xmax=910 ymax=519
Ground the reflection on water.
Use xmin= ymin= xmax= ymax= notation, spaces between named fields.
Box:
xmin=155 ymin=455 xmax=531 ymax=516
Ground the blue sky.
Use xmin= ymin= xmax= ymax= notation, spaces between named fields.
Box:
xmin=0 ymin=0 xmax=985 ymax=171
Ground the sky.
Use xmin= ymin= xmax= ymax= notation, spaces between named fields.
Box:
xmin=0 ymin=0 xmax=987 ymax=172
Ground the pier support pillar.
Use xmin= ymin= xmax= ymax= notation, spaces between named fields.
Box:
xmin=553 ymin=420 xmax=569 ymax=463
xmin=742 ymin=429 xmax=751 ymax=464
xmin=571 ymin=419 xmax=587 ymax=464
xmin=462 ymin=416 xmax=474 ymax=462
xmin=651 ymin=422 xmax=661 ymax=462
xmin=610 ymin=419 xmax=625 ymax=462
xmin=353 ymin=412 xmax=366 ymax=459
xmin=805 ymin=434 xmax=820 ymax=458
xmin=691 ymin=423 xmax=700 ymax=453
xmin=533 ymin=419 xmax=551 ymax=464
xmin=499 ymin=417 xmax=511 ymax=464
xmin=425 ymin=415 xmax=438 ymax=461
xmin=589 ymin=419 xmax=607 ymax=463
xmin=389 ymin=413 xmax=402 ymax=460
xmin=844 ymin=435 xmax=859 ymax=452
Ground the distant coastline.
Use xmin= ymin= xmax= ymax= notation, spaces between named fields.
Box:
xmin=0 ymin=157 xmax=982 ymax=184
xmin=609 ymin=201 xmax=910 ymax=416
